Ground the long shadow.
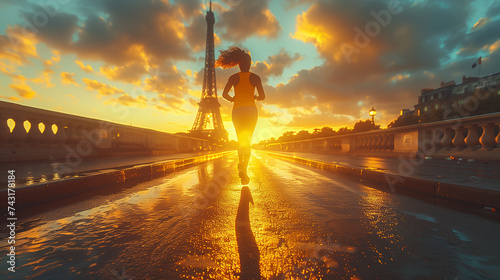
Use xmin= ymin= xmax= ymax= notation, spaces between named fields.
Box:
xmin=235 ymin=186 xmax=261 ymax=280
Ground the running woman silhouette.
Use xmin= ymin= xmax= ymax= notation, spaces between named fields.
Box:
xmin=215 ymin=46 xmax=265 ymax=185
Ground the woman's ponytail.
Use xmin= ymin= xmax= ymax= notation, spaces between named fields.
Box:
xmin=214 ymin=46 xmax=249 ymax=69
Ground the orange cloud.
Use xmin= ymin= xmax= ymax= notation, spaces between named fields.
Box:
xmin=31 ymin=68 xmax=55 ymax=88
xmin=61 ymin=72 xmax=78 ymax=86
xmin=51 ymin=50 xmax=61 ymax=63
xmin=293 ymin=16 xmax=332 ymax=51
xmin=9 ymin=84 xmax=36 ymax=99
xmin=43 ymin=60 xmax=53 ymax=67
xmin=82 ymin=78 xmax=124 ymax=96
xmin=107 ymin=94 xmax=148 ymax=108
xmin=389 ymin=73 xmax=410 ymax=83
xmin=217 ymin=0 xmax=282 ymax=41
xmin=0 ymin=95 xmax=21 ymax=101
xmin=0 ymin=25 xmax=38 ymax=65
xmin=292 ymin=5 xmax=360 ymax=64
xmin=484 ymin=39 xmax=500 ymax=54
xmin=23 ymin=1 xmax=192 ymax=66
xmin=100 ymin=62 xmax=146 ymax=85
xmin=252 ymin=49 xmax=302 ymax=82
xmin=472 ymin=17 xmax=489 ymax=31
xmin=42 ymin=51 xmax=61 ymax=67
xmin=143 ymin=63 xmax=188 ymax=97
xmin=257 ymin=9 xmax=281 ymax=37
xmin=0 ymin=61 xmax=17 ymax=75
xmin=75 ymin=60 xmax=94 ymax=73
xmin=155 ymin=104 xmax=172 ymax=113
xmin=151 ymin=94 xmax=189 ymax=114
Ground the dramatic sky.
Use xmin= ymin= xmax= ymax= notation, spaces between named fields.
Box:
xmin=1 ymin=0 xmax=500 ymax=142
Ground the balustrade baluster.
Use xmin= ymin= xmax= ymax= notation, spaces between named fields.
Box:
xmin=111 ymin=131 xmax=119 ymax=148
xmin=78 ymin=125 xmax=91 ymax=144
xmin=9 ymin=117 xmax=28 ymax=145
xmin=432 ymin=128 xmax=443 ymax=150
xmin=25 ymin=119 xmax=44 ymax=146
xmin=382 ymin=134 xmax=389 ymax=151
xmin=125 ymin=132 xmax=133 ymax=147
xmin=374 ymin=135 xmax=381 ymax=150
xmin=479 ymin=123 xmax=496 ymax=150
xmin=138 ymin=133 xmax=147 ymax=148
xmin=126 ymin=132 xmax=133 ymax=148
xmin=132 ymin=133 xmax=140 ymax=147
xmin=368 ymin=136 xmax=374 ymax=151
xmin=45 ymin=122 xmax=57 ymax=146
xmin=441 ymin=127 xmax=453 ymax=150
xmin=66 ymin=125 xmax=80 ymax=145
xmin=464 ymin=125 xmax=480 ymax=151
xmin=389 ymin=134 xmax=395 ymax=150
xmin=452 ymin=127 xmax=466 ymax=150
xmin=54 ymin=123 xmax=68 ymax=146
xmin=365 ymin=136 xmax=372 ymax=151
xmin=39 ymin=122 xmax=53 ymax=146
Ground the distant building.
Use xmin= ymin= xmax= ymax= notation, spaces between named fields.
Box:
xmin=400 ymin=109 xmax=415 ymax=116
xmin=414 ymin=71 xmax=500 ymax=118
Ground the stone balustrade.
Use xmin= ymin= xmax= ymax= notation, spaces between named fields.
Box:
xmin=1 ymin=101 xmax=208 ymax=162
xmin=258 ymin=112 xmax=500 ymax=160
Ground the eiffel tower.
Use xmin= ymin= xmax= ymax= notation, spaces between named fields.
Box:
xmin=191 ymin=0 xmax=228 ymax=143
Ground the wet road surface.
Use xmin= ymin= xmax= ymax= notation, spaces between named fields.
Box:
xmin=268 ymin=151 xmax=500 ymax=191
xmin=2 ymin=151 xmax=500 ymax=279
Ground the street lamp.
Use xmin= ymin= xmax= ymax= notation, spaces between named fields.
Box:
xmin=369 ymin=107 xmax=377 ymax=127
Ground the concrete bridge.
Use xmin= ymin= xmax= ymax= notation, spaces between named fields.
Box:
xmin=256 ymin=112 xmax=500 ymax=161
xmin=0 ymin=101 xmax=208 ymax=162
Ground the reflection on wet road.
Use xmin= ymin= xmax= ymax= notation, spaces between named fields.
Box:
xmin=2 ymin=151 xmax=500 ymax=279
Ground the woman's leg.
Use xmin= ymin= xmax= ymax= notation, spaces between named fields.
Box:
xmin=232 ymin=106 xmax=258 ymax=179
xmin=241 ymin=106 xmax=257 ymax=171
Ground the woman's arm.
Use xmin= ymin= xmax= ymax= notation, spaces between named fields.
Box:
xmin=222 ymin=75 xmax=236 ymax=102
xmin=253 ymin=74 xmax=265 ymax=101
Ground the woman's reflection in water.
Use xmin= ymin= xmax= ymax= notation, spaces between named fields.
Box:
xmin=235 ymin=186 xmax=261 ymax=280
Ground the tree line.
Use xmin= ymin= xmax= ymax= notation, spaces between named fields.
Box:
xmin=257 ymin=119 xmax=380 ymax=145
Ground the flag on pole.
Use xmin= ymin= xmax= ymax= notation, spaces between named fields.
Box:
xmin=472 ymin=56 xmax=482 ymax=68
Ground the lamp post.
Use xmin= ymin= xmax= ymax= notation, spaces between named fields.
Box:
xmin=369 ymin=107 xmax=377 ymax=128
